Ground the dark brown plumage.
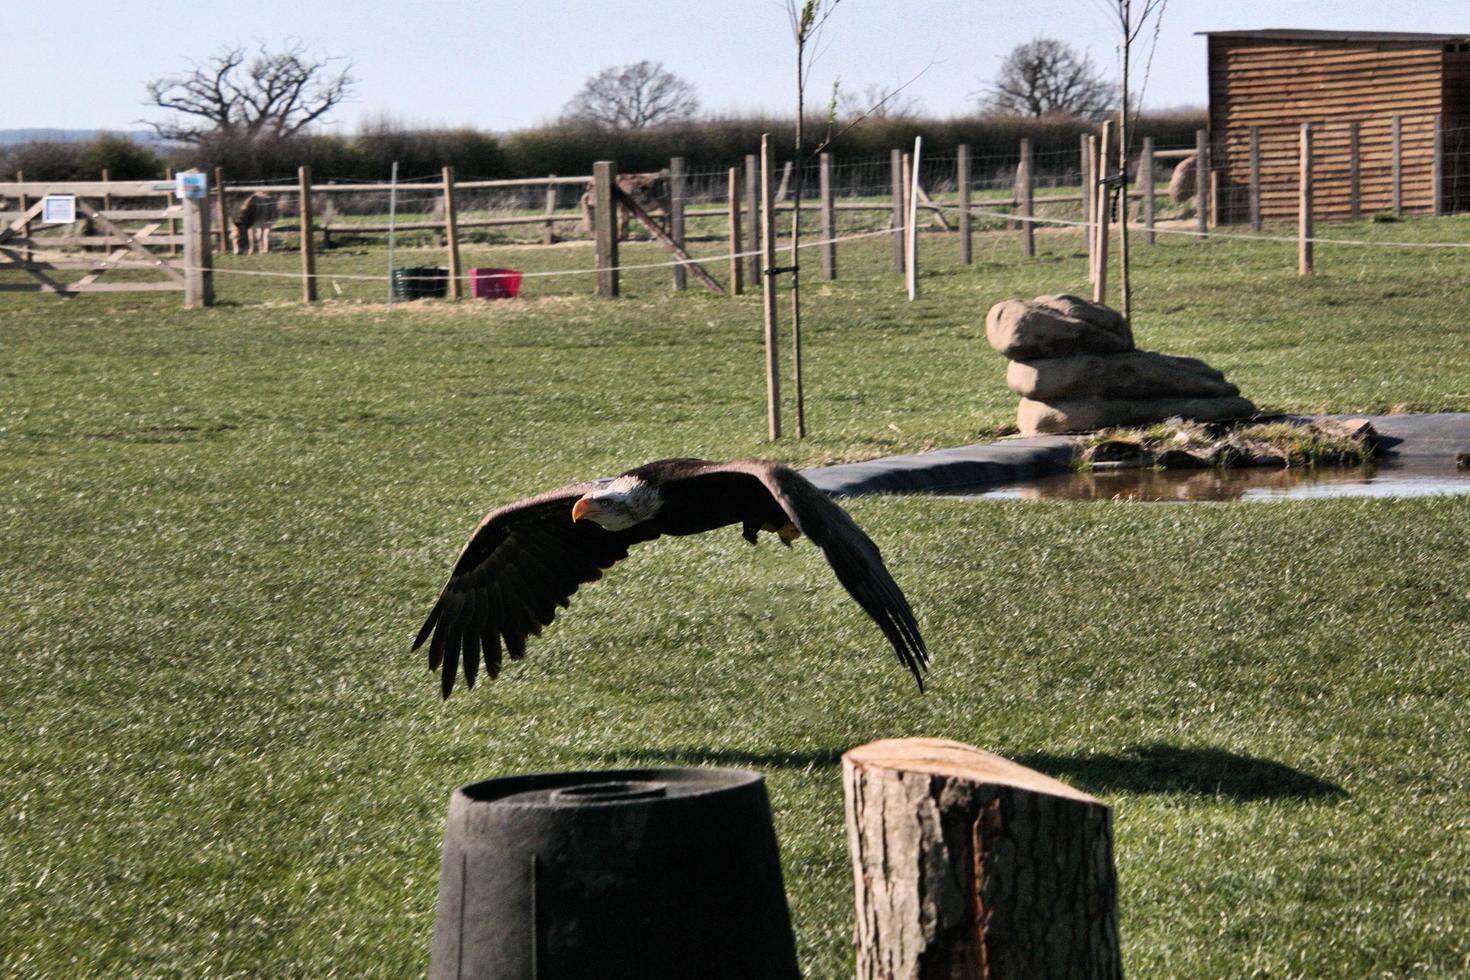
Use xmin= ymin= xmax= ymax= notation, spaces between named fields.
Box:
xmin=413 ymin=458 xmax=928 ymax=697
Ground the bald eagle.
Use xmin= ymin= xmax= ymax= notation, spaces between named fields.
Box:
xmin=413 ymin=458 xmax=928 ymax=697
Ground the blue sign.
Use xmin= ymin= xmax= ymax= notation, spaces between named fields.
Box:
xmin=174 ymin=171 xmax=209 ymax=200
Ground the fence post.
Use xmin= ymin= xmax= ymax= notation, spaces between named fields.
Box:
xmin=1019 ymin=138 xmax=1035 ymax=258
xmin=957 ymin=144 xmax=972 ymax=265
xmin=1209 ymin=164 xmax=1219 ymax=229
xmin=890 ymin=149 xmax=904 ymax=273
xmin=901 ymin=152 xmax=913 ymax=292
xmin=819 ymin=152 xmax=836 ymax=280
xmin=1249 ymin=126 xmax=1262 ymax=232
xmin=213 ymin=167 xmax=228 ymax=253
xmin=1300 ymin=123 xmax=1314 ymax=277
xmin=759 ymin=135 xmax=781 ymax=441
xmin=1079 ymin=132 xmax=1092 ymax=256
xmin=182 ymin=181 xmax=214 ymax=309
xmin=1348 ymin=122 xmax=1361 ymax=221
xmin=1392 ymin=115 xmax=1403 ymax=217
xmin=100 ymin=170 xmax=112 ymax=253
xmin=727 ymin=166 xmax=743 ymax=296
xmin=905 ymin=138 xmax=921 ymax=300
xmin=1142 ymin=136 xmax=1156 ymax=245
xmin=441 ymin=166 xmax=462 ymax=299
xmin=1432 ymin=113 xmax=1443 ymax=217
xmin=1094 ymin=122 xmax=1111 ymax=306
xmin=670 ymin=156 xmax=686 ymax=291
xmin=15 ymin=172 xmax=30 ymax=263
xmin=543 ymin=176 xmax=558 ymax=245
xmin=164 ymin=167 xmax=179 ymax=256
xmin=1087 ymin=135 xmax=1099 ymax=284
xmin=593 ymin=160 xmax=619 ymax=298
xmin=298 ymin=165 xmax=317 ymax=302
xmin=1195 ymin=128 xmax=1209 ymax=239
xmin=745 ymin=153 xmax=760 ymax=287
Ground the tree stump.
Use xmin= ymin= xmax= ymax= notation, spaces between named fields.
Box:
xmin=843 ymin=738 xmax=1121 ymax=980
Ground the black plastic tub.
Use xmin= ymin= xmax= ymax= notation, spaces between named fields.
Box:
xmin=391 ymin=266 xmax=449 ymax=300
xmin=428 ymin=766 xmax=799 ymax=979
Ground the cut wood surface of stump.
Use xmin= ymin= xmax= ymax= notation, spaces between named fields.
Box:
xmin=843 ymin=738 xmax=1122 ymax=980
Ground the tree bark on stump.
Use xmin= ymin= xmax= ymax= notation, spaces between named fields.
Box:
xmin=843 ymin=738 xmax=1121 ymax=980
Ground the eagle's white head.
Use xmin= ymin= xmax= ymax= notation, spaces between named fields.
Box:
xmin=571 ymin=476 xmax=663 ymax=531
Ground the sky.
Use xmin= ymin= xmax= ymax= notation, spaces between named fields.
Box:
xmin=12 ymin=1 xmax=1470 ymax=134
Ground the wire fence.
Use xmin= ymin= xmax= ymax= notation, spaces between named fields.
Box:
xmin=5 ymin=121 xmax=1470 ymax=305
xmin=192 ymin=121 xmax=1470 ymax=251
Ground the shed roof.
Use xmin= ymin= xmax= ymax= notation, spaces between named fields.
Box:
xmin=1197 ymin=29 xmax=1470 ymax=44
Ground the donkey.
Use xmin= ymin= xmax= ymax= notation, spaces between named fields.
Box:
xmin=230 ymin=192 xmax=279 ymax=255
xmin=578 ymin=171 xmax=671 ymax=240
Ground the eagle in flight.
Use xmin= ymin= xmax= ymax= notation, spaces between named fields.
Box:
xmin=414 ymin=458 xmax=929 ymax=697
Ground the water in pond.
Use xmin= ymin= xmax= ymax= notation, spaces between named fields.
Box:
xmin=956 ymin=462 xmax=1470 ymax=503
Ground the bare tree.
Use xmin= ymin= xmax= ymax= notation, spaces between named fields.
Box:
xmin=562 ymin=61 xmax=699 ymax=129
xmin=837 ymin=83 xmax=920 ymax=122
xmin=983 ymin=37 xmax=1113 ymax=117
xmin=783 ymin=0 xmax=845 ymax=439
xmin=1110 ymin=0 xmax=1168 ymax=321
xmin=144 ymin=41 xmax=354 ymax=144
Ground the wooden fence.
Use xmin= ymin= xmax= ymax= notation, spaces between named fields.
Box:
xmin=190 ymin=139 xmax=1185 ymax=303
xmin=0 ymin=178 xmax=212 ymax=306
xmin=7 ymin=121 xmax=1462 ymax=305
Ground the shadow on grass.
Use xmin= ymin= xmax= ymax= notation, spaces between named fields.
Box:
xmin=584 ymin=743 xmax=1345 ymax=801
xmin=1016 ymin=743 xmax=1346 ymax=801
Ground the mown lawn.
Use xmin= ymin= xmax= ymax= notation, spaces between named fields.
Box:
xmin=3 ymin=221 xmax=1470 ymax=976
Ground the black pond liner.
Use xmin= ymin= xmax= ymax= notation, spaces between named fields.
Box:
xmin=429 ymin=767 xmax=799 ymax=980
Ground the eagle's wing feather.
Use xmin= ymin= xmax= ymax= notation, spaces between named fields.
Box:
xmin=706 ymin=461 xmax=930 ymax=689
xmin=413 ymin=482 xmax=659 ymax=697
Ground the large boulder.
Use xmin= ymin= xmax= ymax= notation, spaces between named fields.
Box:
xmin=1007 ymin=351 xmax=1240 ymax=401
xmin=1017 ymin=396 xmax=1258 ymax=435
xmin=1168 ymin=154 xmax=1197 ymax=204
xmin=985 ymin=294 xmax=1134 ymax=360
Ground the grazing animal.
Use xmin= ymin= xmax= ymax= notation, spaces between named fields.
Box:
xmin=230 ymin=192 xmax=278 ymax=255
xmin=414 ymin=458 xmax=929 ymax=697
xmin=579 ymin=171 xmax=671 ymax=240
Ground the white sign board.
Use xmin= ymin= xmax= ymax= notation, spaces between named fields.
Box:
xmin=41 ymin=194 xmax=77 ymax=225
xmin=175 ymin=171 xmax=208 ymax=200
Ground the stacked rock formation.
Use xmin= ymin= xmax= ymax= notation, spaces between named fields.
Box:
xmin=987 ymin=294 xmax=1256 ymax=435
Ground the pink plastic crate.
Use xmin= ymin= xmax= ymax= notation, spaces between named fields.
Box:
xmin=470 ymin=268 xmax=522 ymax=299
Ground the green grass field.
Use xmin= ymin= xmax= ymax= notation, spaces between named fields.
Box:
xmin=4 ymin=219 xmax=1470 ymax=976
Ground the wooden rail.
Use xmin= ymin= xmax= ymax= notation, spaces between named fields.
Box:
xmin=8 ymin=180 xmax=178 ymax=196
xmin=225 ymin=175 xmax=593 ymax=195
xmin=319 ymin=214 xmax=584 ymax=234
xmin=13 ymin=123 xmax=1451 ymax=308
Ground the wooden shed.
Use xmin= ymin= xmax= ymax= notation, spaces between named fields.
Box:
xmin=1203 ymin=29 xmax=1470 ymax=223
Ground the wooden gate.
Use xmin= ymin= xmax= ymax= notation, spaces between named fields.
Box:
xmin=1 ymin=179 xmax=213 ymax=307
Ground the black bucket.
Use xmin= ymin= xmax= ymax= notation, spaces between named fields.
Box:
xmin=428 ymin=767 xmax=799 ymax=980
xmin=391 ymin=266 xmax=448 ymax=300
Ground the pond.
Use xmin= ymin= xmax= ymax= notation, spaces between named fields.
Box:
xmin=950 ymin=461 xmax=1470 ymax=503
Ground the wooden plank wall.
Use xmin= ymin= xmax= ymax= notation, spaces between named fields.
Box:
xmin=1209 ymin=37 xmax=1448 ymax=222
xmin=1443 ymin=48 xmax=1470 ymax=212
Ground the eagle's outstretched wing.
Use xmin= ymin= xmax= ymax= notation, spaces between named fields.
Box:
xmin=697 ymin=461 xmax=930 ymax=689
xmin=412 ymin=482 xmax=658 ymax=697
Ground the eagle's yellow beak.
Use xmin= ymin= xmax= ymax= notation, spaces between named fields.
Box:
xmin=571 ymin=497 xmax=599 ymax=522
